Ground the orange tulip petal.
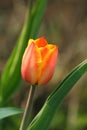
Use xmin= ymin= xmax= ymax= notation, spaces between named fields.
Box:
xmin=35 ymin=37 xmax=48 ymax=47
xmin=21 ymin=42 xmax=42 ymax=84
xmin=39 ymin=47 xmax=49 ymax=60
xmin=21 ymin=43 xmax=34 ymax=82
xmin=38 ymin=45 xmax=58 ymax=85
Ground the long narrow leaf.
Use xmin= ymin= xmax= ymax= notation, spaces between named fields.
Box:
xmin=0 ymin=0 xmax=48 ymax=104
xmin=0 ymin=107 xmax=23 ymax=120
xmin=27 ymin=59 xmax=87 ymax=130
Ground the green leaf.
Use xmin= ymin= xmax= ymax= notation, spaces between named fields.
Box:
xmin=0 ymin=107 xmax=23 ymax=120
xmin=27 ymin=59 xmax=87 ymax=130
xmin=0 ymin=0 xmax=48 ymax=104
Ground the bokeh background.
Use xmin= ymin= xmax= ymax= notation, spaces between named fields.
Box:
xmin=0 ymin=0 xmax=87 ymax=130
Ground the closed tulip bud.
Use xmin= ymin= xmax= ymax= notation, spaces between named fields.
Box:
xmin=21 ymin=37 xmax=58 ymax=85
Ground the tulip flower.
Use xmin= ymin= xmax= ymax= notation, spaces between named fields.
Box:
xmin=21 ymin=37 xmax=58 ymax=85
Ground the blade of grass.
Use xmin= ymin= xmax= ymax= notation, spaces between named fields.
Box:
xmin=0 ymin=0 xmax=48 ymax=104
xmin=27 ymin=59 xmax=87 ymax=130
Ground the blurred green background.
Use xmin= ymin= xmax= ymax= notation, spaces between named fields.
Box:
xmin=0 ymin=0 xmax=87 ymax=130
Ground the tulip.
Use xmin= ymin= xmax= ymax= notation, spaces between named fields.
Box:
xmin=21 ymin=37 xmax=58 ymax=85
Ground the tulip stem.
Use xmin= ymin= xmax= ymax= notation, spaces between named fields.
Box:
xmin=20 ymin=85 xmax=36 ymax=130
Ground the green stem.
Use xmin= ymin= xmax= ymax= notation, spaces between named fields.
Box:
xmin=20 ymin=85 xmax=36 ymax=130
